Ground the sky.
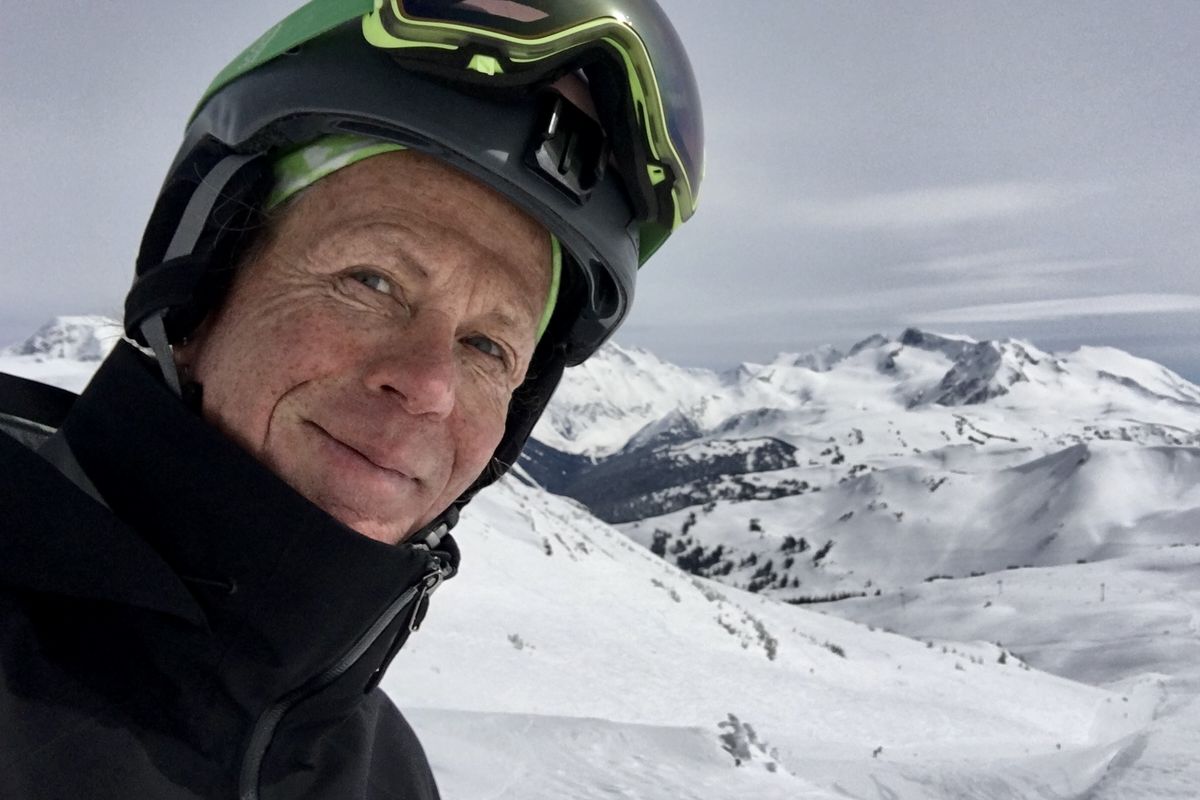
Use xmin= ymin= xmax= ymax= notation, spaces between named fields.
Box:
xmin=2 ymin=1 xmax=1198 ymax=378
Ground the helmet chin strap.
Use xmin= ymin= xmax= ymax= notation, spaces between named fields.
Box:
xmin=142 ymin=311 xmax=182 ymax=396
xmin=138 ymin=152 xmax=262 ymax=398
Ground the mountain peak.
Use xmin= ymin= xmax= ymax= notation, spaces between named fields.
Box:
xmin=918 ymin=337 xmax=1055 ymax=406
xmin=848 ymin=333 xmax=889 ymax=356
xmin=4 ymin=316 xmax=124 ymax=361
xmin=770 ymin=344 xmax=845 ymax=372
xmin=899 ymin=328 xmax=980 ymax=359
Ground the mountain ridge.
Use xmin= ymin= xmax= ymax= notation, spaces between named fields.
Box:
xmin=534 ymin=329 xmax=1200 ymax=458
xmin=522 ymin=327 xmax=1200 ymax=603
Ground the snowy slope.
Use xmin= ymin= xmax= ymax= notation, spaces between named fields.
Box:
xmin=3 ymin=316 xmax=1194 ymax=798
xmin=387 ymin=477 xmax=1148 ymax=800
xmin=832 ymin=546 xmax=1200 ymax=798
xmin=617 ymin=441 xmax=1200 ymax=596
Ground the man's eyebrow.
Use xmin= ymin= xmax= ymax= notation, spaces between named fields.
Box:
xmin=484 ymin=309 xmax=524 ymax=333
xmin=332 ymin=221 xmax=432 ymax=280
xmin=322 ymin=222 xmax=539 ymax=333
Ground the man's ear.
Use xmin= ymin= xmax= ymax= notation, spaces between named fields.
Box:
xmin=172 ymin=315 xmax=213 ymax=376
xmin=171 ymin=317 xmax=213 ymax=414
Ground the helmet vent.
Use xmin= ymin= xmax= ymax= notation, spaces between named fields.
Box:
xmin=582 ymin=259 xmax=621 ymax=323
xmin=332 ymin=120 xmax=433 ymax=150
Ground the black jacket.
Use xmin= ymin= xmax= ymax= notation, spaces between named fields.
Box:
xmin=0 ymin=342 xmax=459 ymax=799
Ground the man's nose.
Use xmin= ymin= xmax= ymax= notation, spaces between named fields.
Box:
xmin=363 ymin=323 xmax=457 ymax=419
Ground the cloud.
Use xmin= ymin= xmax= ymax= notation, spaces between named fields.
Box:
xmin=906 ymin=294 xmax=1200 ymax=324
xmin=895 ymin=249 xmax=1124 ymax=278
xmin=791 ymin=182 xmax=1093 ymax=231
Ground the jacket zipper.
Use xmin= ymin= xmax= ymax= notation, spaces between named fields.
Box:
xmin=236 ymin=562 xmax=449 ymax=800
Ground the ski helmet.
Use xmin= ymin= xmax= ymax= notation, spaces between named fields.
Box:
xmin=123 ymin=0 xmax=703 ymax=512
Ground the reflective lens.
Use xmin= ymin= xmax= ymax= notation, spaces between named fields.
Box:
xmin=363 ymin=0 xmax=703 ymax=233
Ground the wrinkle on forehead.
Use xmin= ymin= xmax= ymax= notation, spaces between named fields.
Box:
xmin=286 ymin=150 xmax=548 ymax=250
xmin=258 ymin=150 xmax=553 ymax=333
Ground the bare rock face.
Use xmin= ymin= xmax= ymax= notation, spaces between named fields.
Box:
xmin=896 ymin=330 xmax=1057 ymax=407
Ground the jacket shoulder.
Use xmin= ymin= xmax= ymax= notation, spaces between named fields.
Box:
xmin=0 ymin=372 xmax=78 ymax=450
xmin=263 ymin=690 xmax=441 ymax=800
xmin=0 ymin=412 xmax=54 ymax=450
xmin=363 ymin=690 xmax=441 ymax=799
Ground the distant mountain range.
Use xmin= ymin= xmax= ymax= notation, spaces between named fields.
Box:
xmin=523 ymin=327 xmax=1200 ymax=600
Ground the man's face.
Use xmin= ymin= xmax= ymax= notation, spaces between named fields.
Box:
xmin=177 ymin=151 xmax=551 ymax=544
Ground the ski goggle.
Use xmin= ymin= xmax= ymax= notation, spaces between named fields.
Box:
xmin=361 ymin=0 xmax=704 ymax=257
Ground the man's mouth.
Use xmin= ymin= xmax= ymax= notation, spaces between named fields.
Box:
xmin=305 ymin=421 xmax=416 ymax=483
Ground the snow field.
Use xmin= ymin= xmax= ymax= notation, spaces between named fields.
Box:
xmin=0 ymin=354 xmax=103 ymax=393
xmin=407 ymin=709 xmax=839 ymax=800
xmin=832 ymin=548 xmax=1200 ymax=797
xmin=386 ymin=478 xmax=1138 ymax=797
xmin=621 ymin=440 xmax=1200 ymax=596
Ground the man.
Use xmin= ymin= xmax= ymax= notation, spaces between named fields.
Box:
xmin=0 ymin=1 xmax=702 ymax=798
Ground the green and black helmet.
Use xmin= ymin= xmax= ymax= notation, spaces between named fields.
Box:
xmin=125 ymin=0 xmax=703 ymax=510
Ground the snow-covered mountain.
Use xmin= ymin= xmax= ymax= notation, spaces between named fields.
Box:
xmin=4 ymin=316 xmax=1199 ymax=798
xmin=393 ymin=475 xmax=1156 ymax=799
xmin=526 ymin=329 xmax=1200 ymax=602
xmin=2 ymin=315 xmax=125 ymax=361
xmin=535 ymin=328 xmax=1200 ymax=457
xmin=0 ymin=315 xmax=125 ymax=392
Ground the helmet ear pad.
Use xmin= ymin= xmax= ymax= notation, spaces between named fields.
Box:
xmin=127 ymin=139 xmax=274 ymax=346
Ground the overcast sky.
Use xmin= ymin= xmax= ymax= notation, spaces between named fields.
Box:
xmin=2 ymin=1 xmax=1198 ymax=378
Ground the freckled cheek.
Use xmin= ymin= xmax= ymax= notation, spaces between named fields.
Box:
xmin=452 ymin=388 xmax=513 ymax=472
xmin=267 ymin=311 xmax=370 ymax=388
xmin=448 ymin=420 xmax=502 ymax=491
xmin=217 ymin=310 xmax=368 ymax=437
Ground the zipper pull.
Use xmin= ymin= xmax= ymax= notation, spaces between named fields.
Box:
xmin=406 ymin=569 xmax=444 ymax=633
xmin=364 ymin=566 xmax=449 ymax=693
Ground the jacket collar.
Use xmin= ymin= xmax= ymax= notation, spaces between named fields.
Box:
xmin=34 ymin=341 xmax=458 ymax=702
xmin=0 ymin=430 xmax=204 ymax=623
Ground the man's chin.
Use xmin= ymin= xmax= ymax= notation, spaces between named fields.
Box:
xmin=274 ymin=462 xmax=423 ymax=544
xmin=317 ymin=498 xmax=414 ymax=545
xmin=263 ymin=430 xmax=432 ymax=543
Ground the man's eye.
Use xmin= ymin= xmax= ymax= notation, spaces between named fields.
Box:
xmin=465 ymin=335 xmax=506 ymax=362
xmin=351 ymin=271 xmax=392 ymax=295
